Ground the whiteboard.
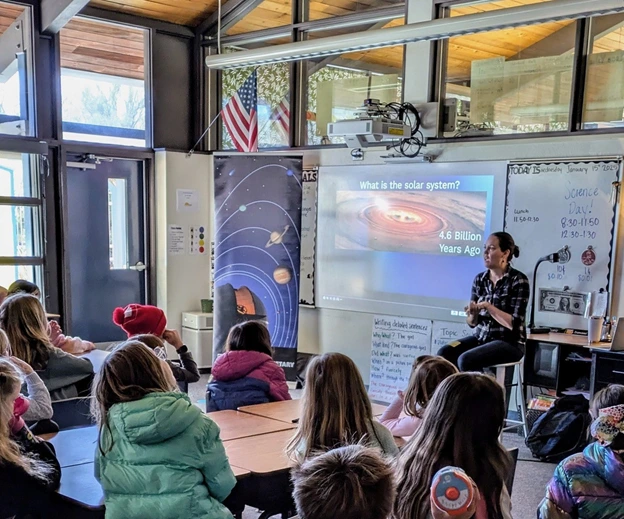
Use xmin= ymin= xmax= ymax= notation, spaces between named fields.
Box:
xmin=299 ymin=168 xmax=317 ymax=306
xmin=505 ymin=159 xmax=621 ymax=330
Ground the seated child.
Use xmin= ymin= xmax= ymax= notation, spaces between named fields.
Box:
xmin=93 ymin=340 xmax=236 ymax=519
xmin=207 ymin=320 xmax=291 ymax=411
xmin=112 ymin=304 xmax=200 ymax=383
xmin=0 ymin=358 xmax=65 ymax=518
xmin=0 ymin=329 xmax=53 ymax=423
xmin=8 ymin=280 xmax=95 ymax=354
xmin=287 ymin=352 xmax=399 ymax=461
xmin=291 ymin=444 xmax=396 ymax=519
xmin=380 ymin=355 xmax=457 ymax=438
xmin=394 ymin=372 xmax=513 ymax=519
xmin=0 ymin=294 xmax=94 ymax=400
xmin=538 ymin=384 xmax=624 ymax=519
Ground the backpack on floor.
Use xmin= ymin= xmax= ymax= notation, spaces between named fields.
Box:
xmin=526 ymin=394 xmax=592 ymax=463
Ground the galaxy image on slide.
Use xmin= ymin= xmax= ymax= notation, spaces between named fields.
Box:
xmin=335 ymin=190 xmax=487 ymax=253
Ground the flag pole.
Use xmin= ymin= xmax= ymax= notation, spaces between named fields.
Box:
xmin=186 ymin=111 xmax=222 ymax=157
xmin=188 ymin=67 xmax=260 ymax=156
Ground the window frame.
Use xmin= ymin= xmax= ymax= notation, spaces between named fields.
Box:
xmin=433 ymin=3 xmax=624 ymax=142
xmin=206 ymin=2 xmax=408 ymax=150
xmin=0 ymin=150 xmax=45 ymax=293
xmin=58 ymin=16 xmax=152 ymax=149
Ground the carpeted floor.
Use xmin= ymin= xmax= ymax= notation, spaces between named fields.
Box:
xmin=190 ymin=375 xmax=555 ymax=519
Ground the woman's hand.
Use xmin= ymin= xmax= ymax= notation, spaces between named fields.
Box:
xmin=397 ymin=389 xmax=405 ymax=399
xmin=476 ymin=301 xmax=492 ymax=313
xmin=464 ymin=301 xmax=479 ymax=315
xmin=430 ymin=480 xmax=480 ymax=519
xmin=162 ymin=329 xmax=184 ymax=350
xmin=10 ymin=356 xmax=34 ymax=375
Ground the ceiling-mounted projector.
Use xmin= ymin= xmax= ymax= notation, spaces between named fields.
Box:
xmin=327 ymin=118 xmax=411 ymax=148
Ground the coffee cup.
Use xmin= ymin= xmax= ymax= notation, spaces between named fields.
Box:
xmin=588 ymin=316 xmax=602 ymax=344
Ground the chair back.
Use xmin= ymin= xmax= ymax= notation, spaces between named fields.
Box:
xmin=506 ymin=447 xmax=519 ymax=496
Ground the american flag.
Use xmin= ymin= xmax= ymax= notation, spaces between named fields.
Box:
xmin=270 ymin=95 xmax=317 ymax=138
xmin=222 ymin=70 xmax=258 ymax=152
xmin=271 ymin=97 xmax=290 ymax=137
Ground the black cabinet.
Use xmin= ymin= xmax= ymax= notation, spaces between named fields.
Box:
xmin=525 ymin=336 xmax=624 ymax=399
xmin=591 ymin=351 xmax=624 ymax=396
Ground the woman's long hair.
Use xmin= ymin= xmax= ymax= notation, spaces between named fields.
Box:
xmin=91 ymin=340 xmax=177 ymax=455
xmin=394 ymin=373 xmax=511 ymax=519
xmin=287 ymin=352 xmax=373 ymax=461
xmin=403 ymin=356 xmax=458 ymax=418
xmin=0 ymin=358 xmax=52 ymax=479
xmin=0 ymin=294 xmax=52 ymax=370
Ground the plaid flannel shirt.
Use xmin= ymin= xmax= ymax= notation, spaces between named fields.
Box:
xmin=470 ymin=266 xmax=530 ymax=347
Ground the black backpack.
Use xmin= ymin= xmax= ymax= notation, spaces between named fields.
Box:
xmin=526 ymin=394 xmax=592 ymax=463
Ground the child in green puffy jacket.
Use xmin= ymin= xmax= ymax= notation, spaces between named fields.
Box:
xmin=92 ymin=340 xmax=237 ymax=519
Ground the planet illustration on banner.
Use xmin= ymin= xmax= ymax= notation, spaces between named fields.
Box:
xmin=273 ymin=266 xmax=292 ymax=284
xmin=265 ymin=225 xmax=290 ymax=248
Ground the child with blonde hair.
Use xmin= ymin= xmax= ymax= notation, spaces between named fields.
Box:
xmin=287 ymin=352 xmax=398 ymax=461
xmin=93 ymin=340 xmax=236 ymax=518
xmin=380 ymin=355 xmax=458 ymax=438
xmin=0 ymin=294 xmax=94 ymax=400
xmin=7 ymin=280 xmax=95 ymax=354
xmin=0 ymin=328 xmax=52 ymax=424
xmin=0 ymin=358 xmax=64 ymax=517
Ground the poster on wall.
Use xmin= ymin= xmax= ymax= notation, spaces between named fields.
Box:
xmin=369 ymin=315 xmax=432 ymax=404
xmin=213 ymin=154 xmax=303 ymax=378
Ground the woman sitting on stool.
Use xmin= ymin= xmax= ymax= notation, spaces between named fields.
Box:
xmin=438 ymin=232 xmax=530 ymax=372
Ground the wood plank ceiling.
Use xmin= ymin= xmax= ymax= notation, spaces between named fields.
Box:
xmin=59 ymin=18 xmax=145 ymax=80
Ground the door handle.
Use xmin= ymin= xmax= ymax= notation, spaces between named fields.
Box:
xmin=129 ymin=261 xmax=147 ymax=272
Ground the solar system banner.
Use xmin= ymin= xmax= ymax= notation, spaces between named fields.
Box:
xmin=213 ymin=154 xmax=303 ymax=378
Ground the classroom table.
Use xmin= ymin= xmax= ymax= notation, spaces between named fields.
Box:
xmin=80 ymin=349 xmax=110 ymax=373
xmin=224 ymin=429 xmax=295 ymax=476
xmin=207 ymin=410 xmax=296 ymax=441
xmin=238 ymin=398 xmax=388 ymax=424
xmin=59 ymin=462 xmax=103 ymax=509
xmin=44 ymin=425 xmax=99 ymax=467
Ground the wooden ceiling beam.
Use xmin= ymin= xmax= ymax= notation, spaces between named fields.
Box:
xmin=41 ymin=0 xmax=90 ymax=35
xmin=196 ymin=0 xmax=266 ymax=37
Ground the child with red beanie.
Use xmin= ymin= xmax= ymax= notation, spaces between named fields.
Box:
xmin=112 ymin=304 xmax=200 ymax=384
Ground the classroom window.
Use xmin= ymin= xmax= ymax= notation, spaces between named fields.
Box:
xmin=221 ymin=42 xmax=291 ymax=150
xmin=227 ymin=0 xmax=292 ymax=35
xmin=108 ymin=178 xmax=129 ymax=270
xmin=306 ymin=21 xmax=404 ymax=145
xmin=448 ymin=0 xmax=554 ymax=17
xmin=0 ymin=152 xmax=43 ymax=290
xmin=60 ymin=18 xmax=148 ymax=147
xmin=442 ymin=18 xmax=576 ymax=136
xmin=582 ymin=14 xmax=624 ymax=130
xmin=0 ymin=3 xmax=33 ymax=137
xmin=305 ymin=0 xmax=403 ymax=21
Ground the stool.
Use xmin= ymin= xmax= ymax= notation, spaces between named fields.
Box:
xmin=489 ymin=360 xmax=529 ymax=438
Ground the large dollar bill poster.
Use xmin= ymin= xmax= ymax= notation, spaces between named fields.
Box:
xmin=539 ymin=288 xmax=590 ymax=318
